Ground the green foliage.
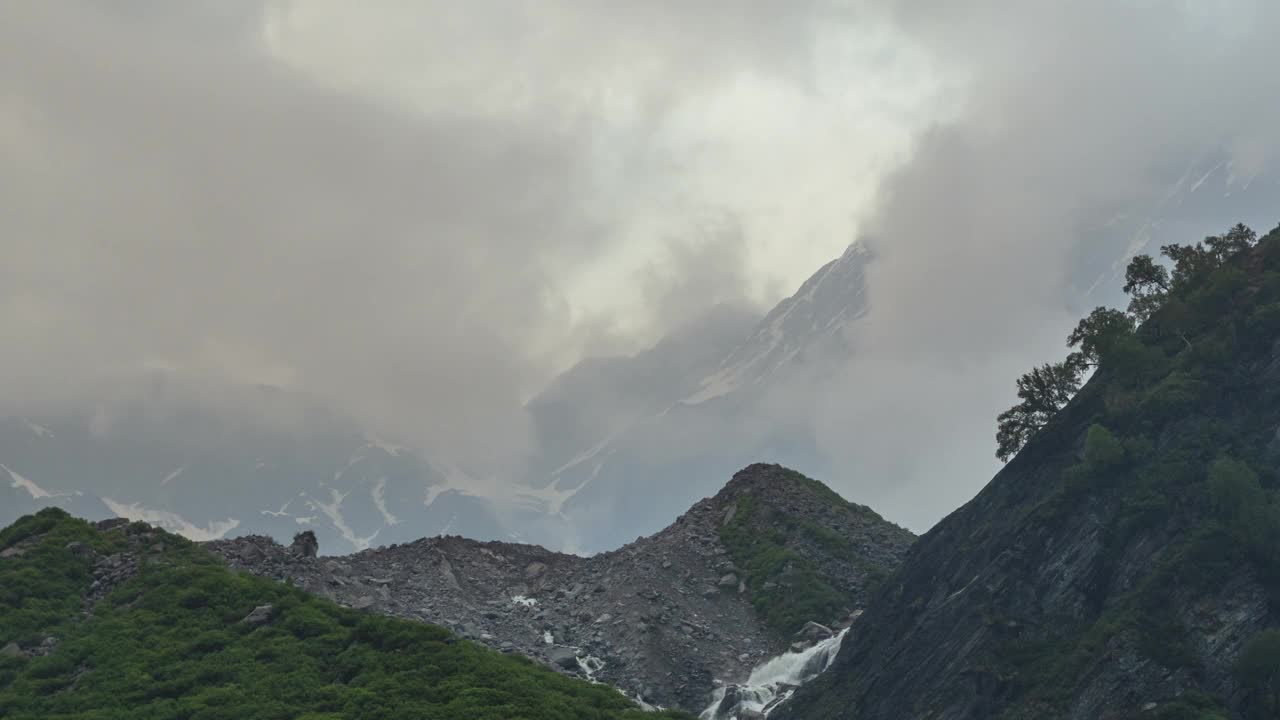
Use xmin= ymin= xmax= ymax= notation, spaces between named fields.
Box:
xmin=1082 ymin=424 xmax=1125 ymax=469
xmin=1124 ymin=253 xmax=1171 ymax=321
xmin=717 ymin=489 xmax=886 ymax=636
xmin=1235 ymin=629 xmax=1280 ymax=718
xmin=996 ymin=358 xmax=1086 ymax=462
xmin=1206 ymin=456 xmax=1280 ymax=573
xmin=1068 ymin=307 xmax=1135 ymax=365
xmin=0 ymin=513 xmax=687 ymax=720
xmin=997 ymin=223 xmax=1261 ymax=463
xmin=1140 ymin=371 xmax=1204 ymax=417
xmin=980 ymin=224 xmax=1280 ymax=718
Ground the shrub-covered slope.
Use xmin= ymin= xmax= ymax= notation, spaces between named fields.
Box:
xmin=780 ymin=224 xmax=1280 ymax=720
xmin=0 ymin=509 xmax=688 ymax=720
xmin=714 ymin=465 xmax=914 ymax=636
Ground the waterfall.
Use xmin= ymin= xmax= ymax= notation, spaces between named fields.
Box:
xmin=700 ymin=629 xmax=848 ymax=719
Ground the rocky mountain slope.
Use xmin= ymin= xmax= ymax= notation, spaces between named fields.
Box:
xmin=0 ymin=509 xmax=684 ymax=719
xmin=780 ymin=223 xmax=1280 ymax=720
xmin=207 ymin=464 xmax=914 ymax=712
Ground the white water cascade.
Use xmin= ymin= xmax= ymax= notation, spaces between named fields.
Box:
xmin=700 ymin=629 xmax=848 ymax=719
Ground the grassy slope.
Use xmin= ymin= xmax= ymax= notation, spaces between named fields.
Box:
xmin=717 ymin=468 xmax=903 ymax=636
xmin=0 ymin=510 xmax=689 ymax=720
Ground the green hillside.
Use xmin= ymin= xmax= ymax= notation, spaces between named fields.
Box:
xmin=0 ymin=509 xmax=689 ymax=720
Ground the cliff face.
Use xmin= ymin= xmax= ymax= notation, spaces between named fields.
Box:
xmin=206 ymin=464 xmax=912 ymax=712
xmin=781 ymin=226 xmax=1280 ymax=720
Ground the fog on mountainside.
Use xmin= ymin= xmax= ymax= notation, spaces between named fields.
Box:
xmin=2 ymin=2 xmax=1279 ymax=554
xmin=7 ymin=3 xmax=1280 ymax=720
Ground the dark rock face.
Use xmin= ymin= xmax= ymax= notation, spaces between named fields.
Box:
xmin=779 ymin=233 xmax=1280 ymax=720
xmin=779 ymin=406 xmax=1268 ymax=719
xmin=289 ymin=531 xmax=318 ymax=559
xmin=206 ymin=464 xmax=913 ymax=711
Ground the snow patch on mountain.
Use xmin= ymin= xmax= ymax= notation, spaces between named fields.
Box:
xmin=425 ymin=459 xmax=580 ymax=516
xmin=370 ymin=477 xmax=399 ymax=526
xmin=3 ymin=463 xmax=59 ymax=500
xmin=682 ymin=242 xmax=870 ymax=406
xmin=308 ymin=488 xmax=380 ymax=551
xmin=362 ymin=432 xmax=406 ymax=456
xmin=261 ymin=500 xmax=293 ymax=518
xmin=100 ymin=496 xmax=240 ymax=541
xmin=21 ymin=420 xmax=54 ymax=438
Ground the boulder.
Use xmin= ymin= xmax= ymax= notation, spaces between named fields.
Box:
xmin=240 ymin=604 xmax=274 ymax=626
xmin=1 ymin=642 xmax=25 ymax=659
xmin=547 ymin=646 xmax=579 ymax=670
xmin=65 ymin=541 xmax=96 ymax=560
xmin=795 ymin=621 xmax=833 ymax=641
xmin=718 ymin=573 xmax=739 ymax=588
xmin=525 ymin=562 xmax=547 ymax=579
xmin=289 ymin=531 xmax=319 ymax=559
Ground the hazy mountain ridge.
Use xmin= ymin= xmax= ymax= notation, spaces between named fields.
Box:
xmin=0 ymin=379 xmax=568 ymax=555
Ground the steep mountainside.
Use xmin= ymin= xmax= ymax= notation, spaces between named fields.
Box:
xmin=781 ymin=224 xmax=1280 ymax=720
xmin=0 ymin=509 xmax=684 ymax=719
xmin=207 ymin=464 xmax=913 ymax=712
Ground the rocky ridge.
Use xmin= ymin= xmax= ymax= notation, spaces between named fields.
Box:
xmin=206 ymin=464 xmax=913 ymax=711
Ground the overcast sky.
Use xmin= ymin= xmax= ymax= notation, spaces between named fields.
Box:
xmin=2 ymin=1 xmax=1278 ymax=501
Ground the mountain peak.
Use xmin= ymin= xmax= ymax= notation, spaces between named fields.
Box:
xmin=682 ymin=241 xmax=872 ymax=406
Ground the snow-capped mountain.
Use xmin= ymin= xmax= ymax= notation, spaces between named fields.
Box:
xmin=0 ymin=374 xmax=568 ymax=553
xmin=531 ymin=158 xmax=1276 ymax=552
xmin=530 ymin=242 xmax=875 ymax=552
xmin=1074 ymin=150 xmax=1276 ymax=307
xmin=682 ymin=242 xmax=871 ymax=406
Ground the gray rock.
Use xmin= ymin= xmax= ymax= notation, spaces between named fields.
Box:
xmin=1 ymin=642 xmax=24 ymax=659
xmin=525 ymin=562 xmax=548 ymax=579
xmin=795 ymin=621 xmax=833 ymax=641
xmin=547 ymin=646 xmax=579 ymax=670
xmin=289 ymin=531 xmax=319 ymax=559
xmin=718 ymin=573 xmax=738 ymax=588
xmin=65 ymin=541 xmax=96 ymax=559
xmin=240 ymin=604 xmax=274 ymax=625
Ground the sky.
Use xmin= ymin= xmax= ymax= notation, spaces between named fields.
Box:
xmin=2 ymin=1 xmax=1279 ymax=525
